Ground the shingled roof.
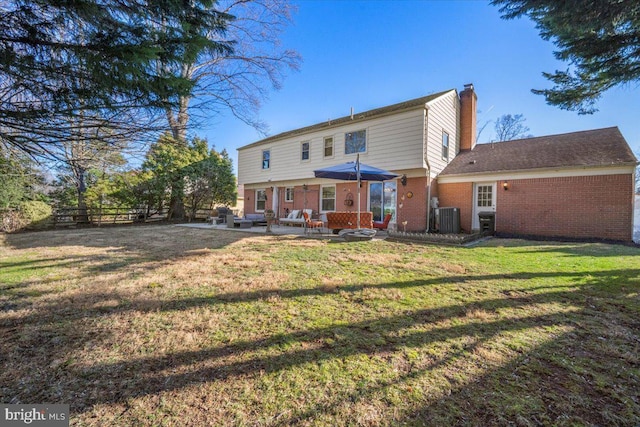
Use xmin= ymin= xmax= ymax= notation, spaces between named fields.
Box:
xmin=440 ymin=127 xmax=637 ymax=177
xmin=238 ymin=89 xmax=454 ymax=150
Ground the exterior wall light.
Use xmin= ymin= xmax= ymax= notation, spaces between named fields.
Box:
xmin=503 ymin=181 xmax=509 ymax=191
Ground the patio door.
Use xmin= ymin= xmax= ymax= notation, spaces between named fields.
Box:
xmin=472 ymin=182 xmax=496 ymax=230
xmin=369 ymin=181 xmax=397 ymax=222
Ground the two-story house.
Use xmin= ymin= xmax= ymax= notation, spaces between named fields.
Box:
xmin=237 ymin=84 xmax=637 ymax=242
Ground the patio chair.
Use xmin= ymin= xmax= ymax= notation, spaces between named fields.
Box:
xmin=373 ymin=213 xmax=392 ymax=230
xmin=303 ymin=211 xmax=324 ymax=234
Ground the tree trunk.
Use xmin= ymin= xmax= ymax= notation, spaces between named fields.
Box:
xmin=76 ymin=166 xmax=89 ymax=224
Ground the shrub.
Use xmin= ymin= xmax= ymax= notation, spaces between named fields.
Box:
xmin=0 ymin=209 xmax=27 ymax=233
xmin=19 ymin=201 xmax=52 ymax=230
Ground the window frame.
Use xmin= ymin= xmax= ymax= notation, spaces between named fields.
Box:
xmin=442 ymin=131 xmax=449 ymax=160
xmin=301 ymin=141 xmax=310 ymax=162
xmin=255 ymin=189 xmax=267 ymax=212
xmin=323 ymin=136 xmax=334 ymax=158
xmin=344 ymin=129 xmax=367 ymax=155
xmin=284 ymin=187 xmax=294 ymax=203
xmin=262 ymin=149 xmax=270 ymax=170
xmin=476 ymin=185 xmax=493 ymax=208
xmin=320 ymin=185 xmax=336 ymax=212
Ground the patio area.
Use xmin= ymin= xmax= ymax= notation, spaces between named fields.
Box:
xmin=176 ymin=221 xmax=389 ymax=240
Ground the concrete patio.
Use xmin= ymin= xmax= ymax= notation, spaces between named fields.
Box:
xmin=176 ymin=221 xmax=389 ymax=240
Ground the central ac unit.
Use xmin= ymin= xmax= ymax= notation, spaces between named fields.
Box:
xmin=434 ymin=207 xmax=460 ymax=234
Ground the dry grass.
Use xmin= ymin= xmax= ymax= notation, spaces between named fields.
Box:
xmin=1 ymin=224 xmax=639 ymax=426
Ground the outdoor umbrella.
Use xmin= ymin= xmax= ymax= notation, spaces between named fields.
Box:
xmin=313 ymin=154 xmax=399 ymax=229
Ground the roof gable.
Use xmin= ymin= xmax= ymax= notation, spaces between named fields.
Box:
xmin=238 ymin=89 xmax=455 ymax=150
xmin=440 ymin=127 xmax=637 ymax=176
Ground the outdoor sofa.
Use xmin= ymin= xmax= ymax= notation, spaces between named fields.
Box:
xmin=244 ymin=213 xmax=267 ymax=226
xmin=326 ymin=211 xmax=373 ymax=232
xmin=279 ymin=209 xmax=312 ymax=226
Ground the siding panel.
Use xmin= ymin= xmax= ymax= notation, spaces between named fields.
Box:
xmin=238 ymin=108 xmax=427 ymax=185
xmin=426 ymin=91 xmax=459 ymax=175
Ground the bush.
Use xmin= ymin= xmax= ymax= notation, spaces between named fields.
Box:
xmin=0 ymin=209 xmax=27 ymax=233
xmin=19 ymin=201 xmax=52 ymax=229
xmin=1 ymin=202 xmax=52 ymax=232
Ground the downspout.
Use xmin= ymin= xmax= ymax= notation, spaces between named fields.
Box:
xmin=424 ymin=105 xmax=432 ymax=232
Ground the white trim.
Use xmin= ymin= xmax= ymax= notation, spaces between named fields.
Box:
xmin=424 ymin=89 xmax=457 ymax=109
xmin=255 ymin=188 xmax=267 ymax=212
xmin=438 ymin=165 xmax=635 ymax=184
xmin=472 ymin=182 xmax=496 ymax=230
xmin=441 ymin=130 xmax=450 ymax=161
xmin=284 ymin=187 xmax=294 ymax=202
xmin=323 ymin=136 xmax=335 ymax=159
xmin=300 ymin=140 xmax=311 ymax=162
xmin=320 ymin=184 xmax=336 ymax=213
xmin=261 ymin=149 xmax=271 ymax=170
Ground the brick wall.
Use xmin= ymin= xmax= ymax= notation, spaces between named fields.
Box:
xmin=438 ymin=182 xmax=474 ymax=232
xmin=336 ymin=182 xmax=367 ymax=214
xmin=497 ymin=174 xmax=634 ymax=242
xmin=396 ymin=176 xmax=429 ymax=232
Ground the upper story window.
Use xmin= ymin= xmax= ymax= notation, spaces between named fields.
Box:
xmin=285 ymin=187 xmax=294 ymax=202
xmin=256 ymin=189 xmax=267 ymax=211
xmin=323 ymin=137 xmax=334 ymax=158
xmin=442 ymin=131 xmax=449 ymax=160
xmin=301 ymin=141 xmax=310 ymax=161
xmin=345 ymin=130 xmax=366 ymax=154
xmin=262 ymin=150 xmax=270 ymax=169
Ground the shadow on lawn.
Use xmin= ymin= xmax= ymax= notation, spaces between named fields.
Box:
xmin=484 ymin=238 xmax=640 ymax=257
xmin=5 ymin=269 xmax=639 ymax=330
xmin=2 ymin=265 xmax=638 ymax=424
xmin=0 ymin=224 xmax=273 ymax=293
xmin=2 ymin=224 xmax=254 ymax=257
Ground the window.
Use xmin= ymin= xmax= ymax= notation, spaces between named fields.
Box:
xmin=321 ymin=185 xmax=335 ymax=211
xmin=442 ymin=131 xmax=449 ymax=160
xmin=262 ymin=150 xmax=270 ymax=169
xmin=256 ymin=189 xmax=267 ymax=211
xmin=476 ymin=185 xmax=493 ymax=207
xmin=345 ymin=130 xmax=366 ymax=154
xmin=301 ymin=141 xmax=310 ymax=161
xmin=323 ymin=137 xmax=334 ymax=158
xmin=285 ymin=187 xmax=294 ymax=202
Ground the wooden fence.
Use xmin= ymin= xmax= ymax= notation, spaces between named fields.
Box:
xmin=1 ymin=206 xmax=221 ymax=231
xmin=50 ymin=206 xmax=216 ymax=227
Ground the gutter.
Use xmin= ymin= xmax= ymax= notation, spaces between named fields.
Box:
xmin=424 ymin=105 xmax=432 ymax=232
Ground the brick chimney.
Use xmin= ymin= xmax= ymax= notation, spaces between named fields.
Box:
xmin=460 ymin=83 xmax=477 ymax=151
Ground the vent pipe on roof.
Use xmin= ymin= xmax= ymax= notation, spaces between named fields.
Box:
xmin=350 ymin=107 xmax=354 ymax=120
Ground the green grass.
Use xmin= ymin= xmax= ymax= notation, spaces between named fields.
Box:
xmin=1 ymin=226 xmax=639 ymax=426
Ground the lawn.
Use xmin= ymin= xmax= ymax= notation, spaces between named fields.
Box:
xmin=1 ymin=225 xmax=639 ymax=426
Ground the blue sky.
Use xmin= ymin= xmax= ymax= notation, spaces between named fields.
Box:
xmin=199 ymin=0 xmax=640 ymax=172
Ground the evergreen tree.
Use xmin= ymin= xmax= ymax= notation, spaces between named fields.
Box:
xmin=492 ymin=0 xmax=640 ymax=113
xmin=142 ymin=134 xmax=235 ymax=220
xmin=0 ymin=0 xmax=233 ymax=156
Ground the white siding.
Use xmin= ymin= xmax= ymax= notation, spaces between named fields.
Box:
xmin=425 ymin=90 xmax=459 ymax=175
xmin=238 ymin=108 xmax=427 ymax=185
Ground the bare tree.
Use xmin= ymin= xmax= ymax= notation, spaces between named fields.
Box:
xmin=494 ymin=114 xmax=533 ymax=141
xmin=162 ymin=0 xmax=301 ymax=141
xmin=54 ymin=113 xmax=129 ymax=222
